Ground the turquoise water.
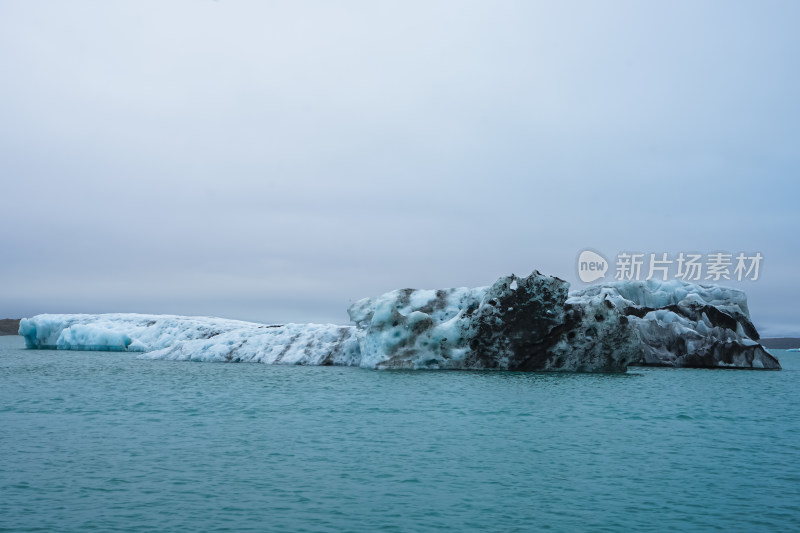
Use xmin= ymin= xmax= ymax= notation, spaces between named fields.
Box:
xmin=1 ymin=335 xmax=799 ymax=532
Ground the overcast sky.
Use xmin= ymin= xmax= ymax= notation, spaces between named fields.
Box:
xmin=1 ymin=1 xmax=798 ymax=335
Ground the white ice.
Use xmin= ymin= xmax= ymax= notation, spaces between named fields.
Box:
xmin=19 ymin=313 xmax=360 ymax=366
xmin=18 ymin=276 xmax=779 ymax=370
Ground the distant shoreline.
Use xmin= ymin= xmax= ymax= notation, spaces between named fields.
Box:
xmin=760 ymin=338 xmax=800 ymax=349
xmin=0 ymin=319 xmax=20 ymax=336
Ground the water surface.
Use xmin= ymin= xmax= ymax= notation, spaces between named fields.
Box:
xmin=1 ymin=335 xmax=798 ymax=532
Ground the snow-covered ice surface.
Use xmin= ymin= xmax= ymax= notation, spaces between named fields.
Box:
xmin=18 ymin=273 xmax=781 ymax=371
xmin=143 ymin=323 xmax=360 ymax=366
xmin=18 ymin=314 xmax=360 ymax=366
xmin=19 ymin=314 xmax=262 ymax=352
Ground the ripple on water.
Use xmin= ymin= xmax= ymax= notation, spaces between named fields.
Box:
xmin=0 ymin=337 xmax=799 ymax=532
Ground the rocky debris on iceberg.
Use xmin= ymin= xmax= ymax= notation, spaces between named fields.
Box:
xmin=569 ymin=280 xmax=780 ymax=369
xmin=348 ymin=272 xmax=641 ymax=371
xmin=18 ymin=271 xmax=780 ymax=371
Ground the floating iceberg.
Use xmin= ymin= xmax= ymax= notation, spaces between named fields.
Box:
xmin=569 ymin=280 xmax=780 ymax=369
xmin=18 ymin=271 xmax=780 ymax=371
xmin=348 ymin=272 xmax=641 ymax=371
xmin=19 ymin=314 xmax=360 ymax=366
xmin=19 ymin=313 xmax=259 ymax=351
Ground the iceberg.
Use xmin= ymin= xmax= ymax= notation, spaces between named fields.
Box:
xmin=569 ymin=280 xmax=780 ymax=369
xmin=142 ymin=323 xmax=360 ymax=366
xmin=20 ymin=313 xmax=266 ymax=352
xmin=18 ymin=271 xmax=780 ymax=371
xmin=19 ymin=313 xmax=360 ymax=366
xmin=348 ymin=271 xmax=641 ymax=371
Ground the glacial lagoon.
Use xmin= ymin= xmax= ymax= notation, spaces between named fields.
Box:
xmin=1 ymin=335 xmax=798 ymax=532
